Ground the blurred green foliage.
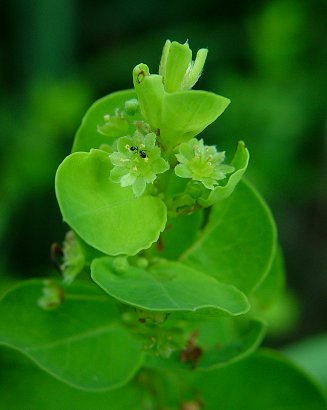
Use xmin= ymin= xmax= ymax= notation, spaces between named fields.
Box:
xmin=0 ymin=0 xmax=326 ymax=402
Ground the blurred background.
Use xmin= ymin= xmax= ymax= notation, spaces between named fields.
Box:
xmin=0 ymin=0 xmax=326 ymax=353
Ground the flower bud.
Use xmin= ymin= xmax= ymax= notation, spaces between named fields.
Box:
xmin=159 ymin=40 xmax=208 ymax=92
xmin=112 ymin=256 xmax=130 ymax=273
xmin=124 ymin=98 xmax=139 ymax=116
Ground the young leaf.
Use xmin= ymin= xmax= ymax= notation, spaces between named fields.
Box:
xmin=181 ymin=180 xmax=276 ymax=294
xmin=55 ymin=149 xmax=167 ymax=256
xmin=91 ymin=258 xmax=249 ymax=316
xmin=72 ymin=89 xmax=141 ymax=152
xmin=0 ymin=280 xmax=144 ymax=391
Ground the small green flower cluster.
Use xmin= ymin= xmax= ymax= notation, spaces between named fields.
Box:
xmin=109 ymin=132 xmax=234 ymax=196
xmin=108 ymin=40 xmax=242 ymax=199
xmin=109 ymin=131 xmax=169 ymax=197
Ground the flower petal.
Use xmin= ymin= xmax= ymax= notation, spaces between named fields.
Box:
xmin=175 ymin=164 xmax=192 ymax=178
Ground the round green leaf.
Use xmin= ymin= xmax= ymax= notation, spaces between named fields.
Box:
xmin=181 ymin=180 xmax=276 ymax=294
xmin=191 ymin=350 xmax=327 ymax=410
xmin=91 ymin=258 xmax=249 ymax=316
xmin=0 ymin=280 xmax=144 ymax=391
xmin=72 ymin=89 xmax=141 ymax=152
xmin=160 ymin=90 xmax=230 ymax=149
xmin=55 ymin=149 xmax=167 ymax=256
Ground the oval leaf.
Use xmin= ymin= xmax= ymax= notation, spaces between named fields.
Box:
xmin=160 ymin=90 xmax=230 ymax=149
xmin=72 ymin=89 xmax=141 ymax=152
xmin=55 ymin=149 xmax=167 ymax=256
xmin=181 ymin=180 xmax=276 ymax=294
xmin=0 ymin=280 xmax=144 ymax=391
xmin=91 ymin=258 xmax=249 ymax=316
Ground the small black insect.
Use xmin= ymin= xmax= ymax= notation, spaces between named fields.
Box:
xmin=130 ymin=145 xmax=147 ymax=159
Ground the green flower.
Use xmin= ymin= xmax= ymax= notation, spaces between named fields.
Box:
xmin=109 ymin=132 xmax=169 ymax=197
xmin=175 ymin=138 xmax=234 ymax=190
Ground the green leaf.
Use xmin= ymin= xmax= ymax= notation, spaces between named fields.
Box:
xmin=155 ymin=211 xmax=204 ymax=259
xmin=91 ymin=258 xmax=249 ymax=316
xmin=72 ymin=89 xmax=141 ymax=152
xmin=160 ymin=90 xmax=230 ymax=149
xmin=249 ymin=247 xmax=294 ymax=338
xmin=198 ymin=141 xmax=250 ymax=206
xmin=252 ymin=246 xmax=286 ymax=309
xmin=197 ymin=318 xmax=266 ymax=369
xmin=55 ymin=149 xmax=167 ymax=256
xmin=0 ymin=280 xmax=144 ymax=391
xmin=181 ymin=180 xmax=276 ymax=294
xmin=190 ymin=350 xmax=327 ymax=410
xmin=0 ymin=348 xmax=144 ymax=410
